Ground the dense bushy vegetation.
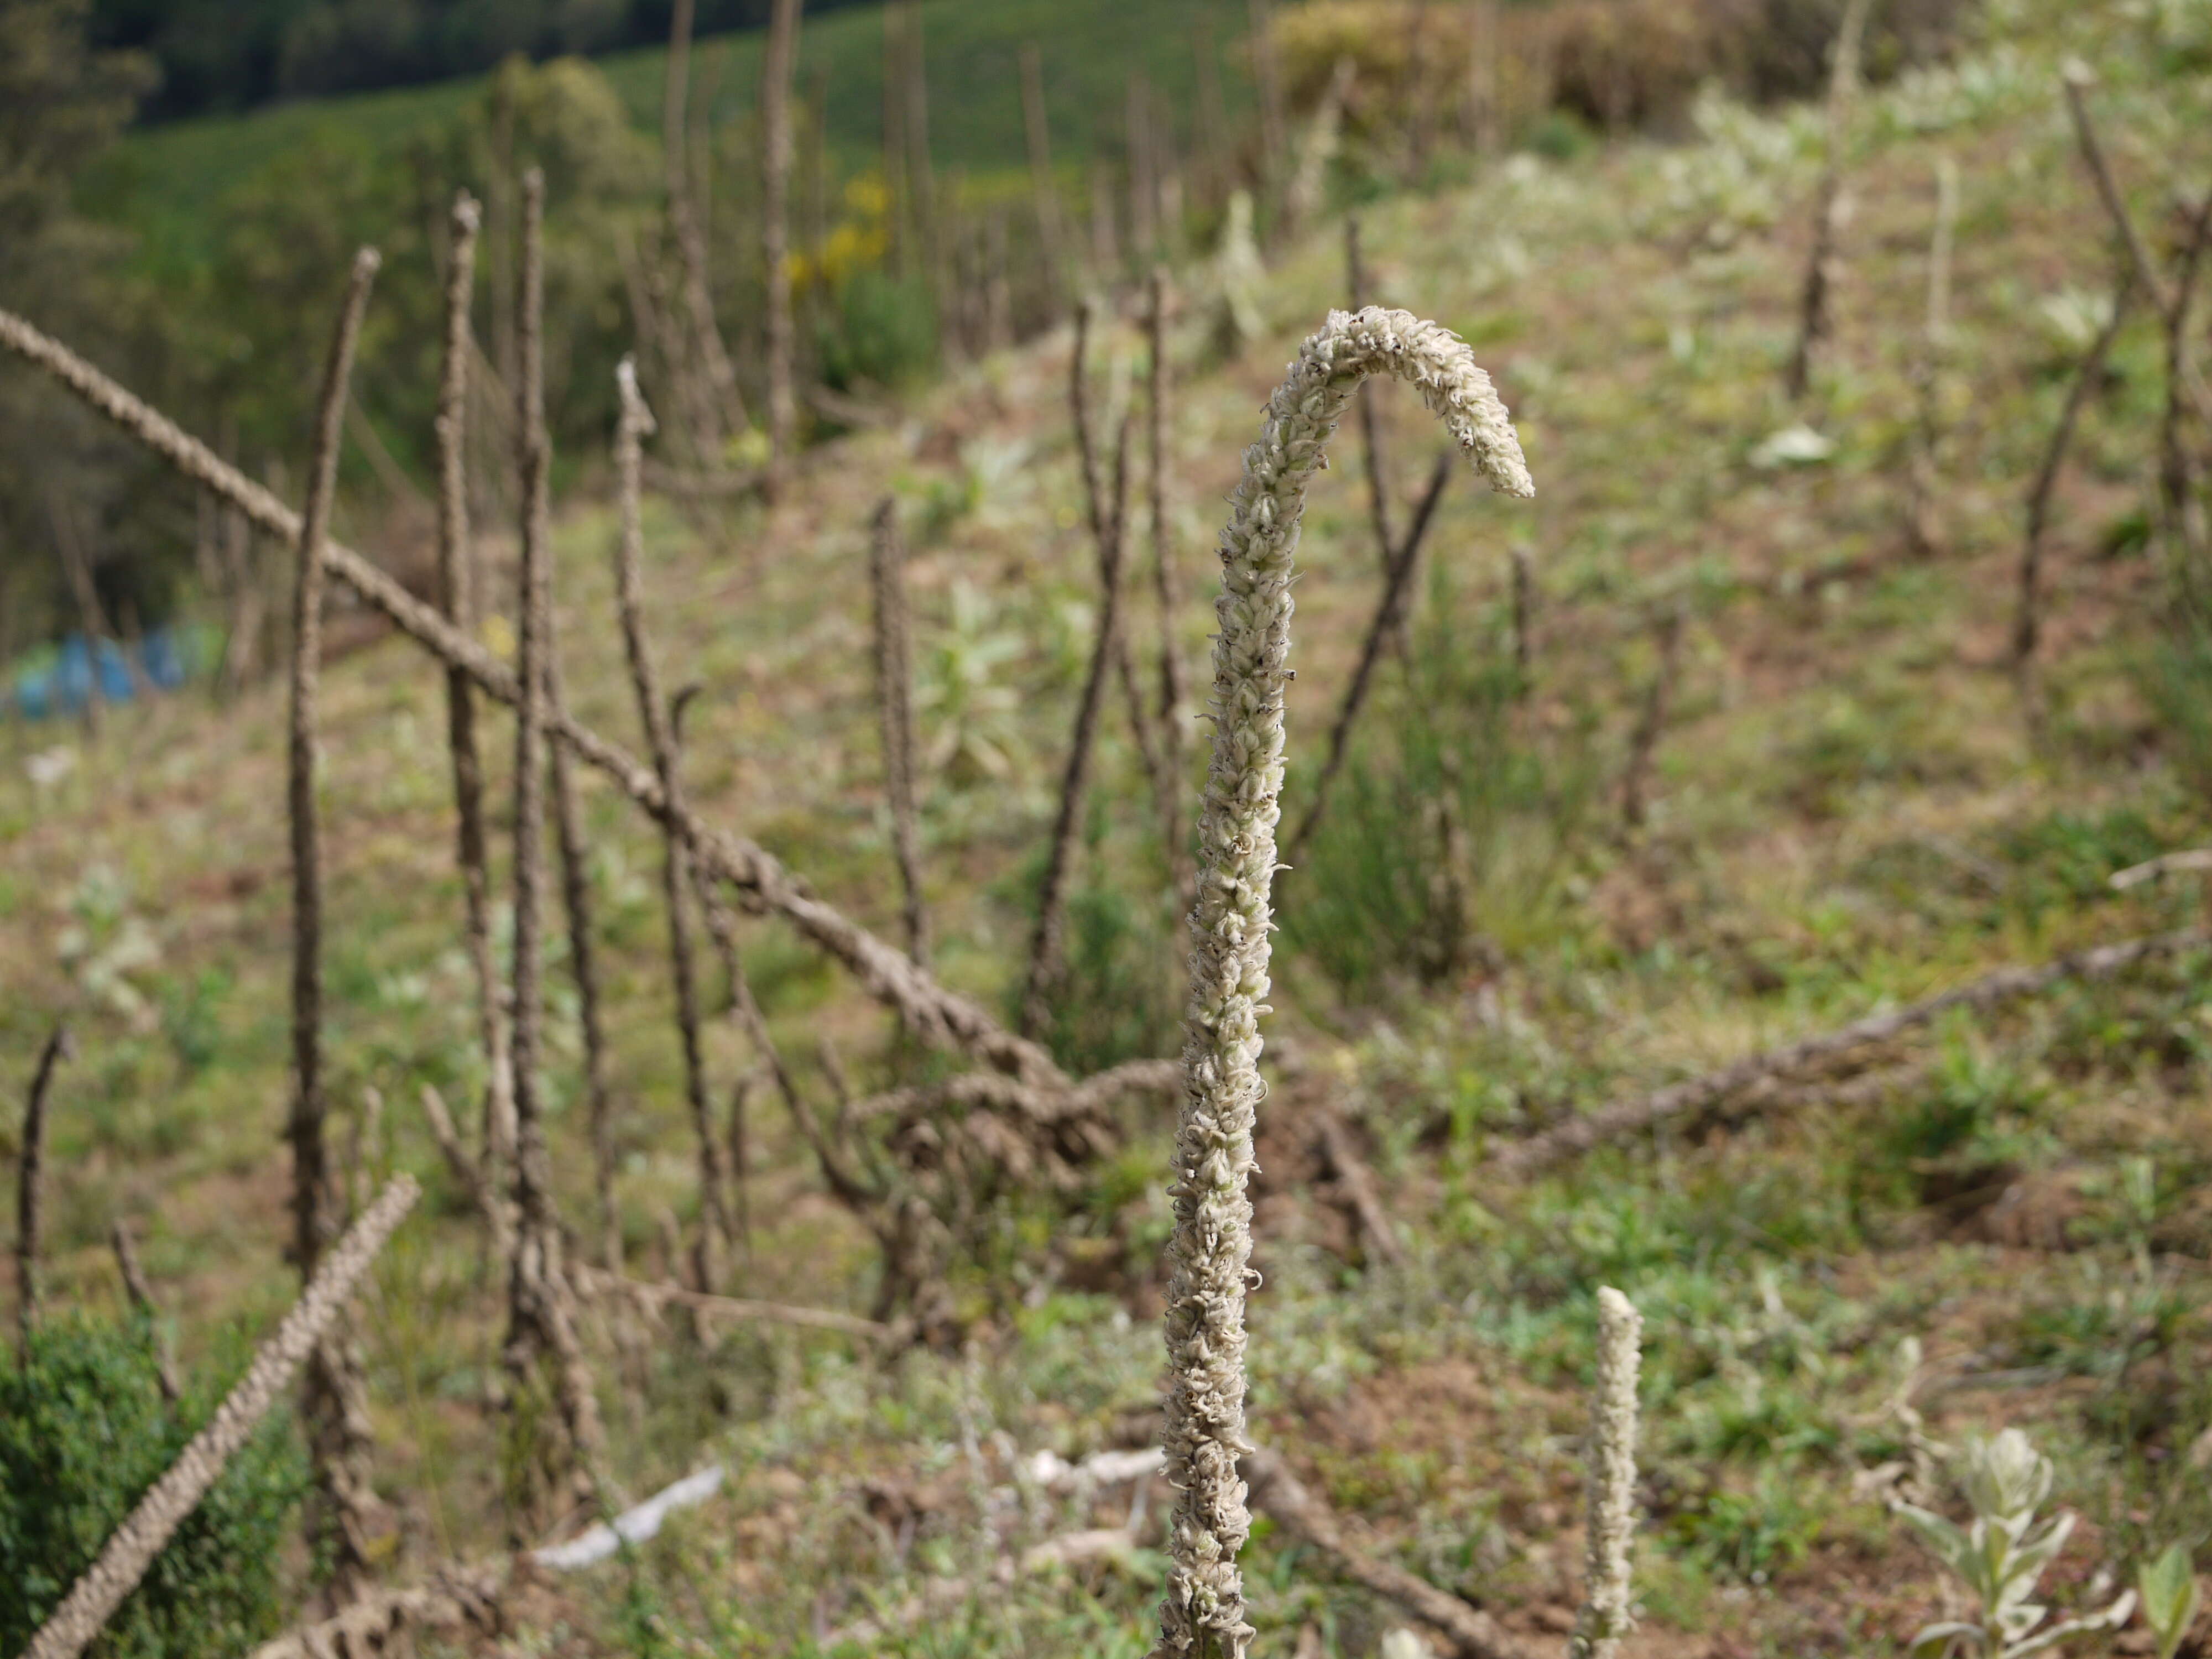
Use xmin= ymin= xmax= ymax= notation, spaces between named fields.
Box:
xmin=0 ymin=1315 xmax=306 ymax=1657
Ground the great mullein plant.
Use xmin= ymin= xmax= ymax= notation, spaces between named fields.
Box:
xmin=1156 ymin=306 xmax=1532 ymax=1659
xmin=1900 ymin=1428 xmax=2136 ymax=1659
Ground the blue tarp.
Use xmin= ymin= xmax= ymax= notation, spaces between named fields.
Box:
xmin=12 ymin=629 xmax=197 ymax=719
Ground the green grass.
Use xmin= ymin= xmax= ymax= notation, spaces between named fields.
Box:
xmin=77 ymin=0 xmax=1259 ymax=274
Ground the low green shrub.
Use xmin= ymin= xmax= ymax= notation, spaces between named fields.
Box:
xmin=0 ymin=1313 xmax=308 ymax=1658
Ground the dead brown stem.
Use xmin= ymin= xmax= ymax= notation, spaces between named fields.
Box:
xmin=1311 ymin=1105 xmax=1405 ymax=1269
xmin=15 ymin=1025 xmax=70 ymax=1350
xmin=1619 ymin=606 xmax=1684 ymax=832
xmin=1347 ymin=216 xmax=1396 ymax=581
xmin=1495 ymin=928 xmax=2209 ymax=1177
xmin=432 ymin=191 xmax=516 ymax=1223
xmin=1286 ymin=450 xmax=1454 ymax=862
xmin=1022 ymin=410 xmax=1134 ymax=1040
xmin=2061 ymin=63 xmax=2212 ymax=427
xmin=664 ymin=0 xmax=748 ymax=450
xmin=1021 ymin=45 xmax=1066 ymax=301
xmin=289 ymin=246 xmax=386 ymax=1600
xmin=109 ymin=1218 xmax=181 ymax=1404
xmin=2015 ymin=278 xmax=2132 ymax=670
xmin=870 ymin=497 xmax=932 ymax=963
xmin=610 ymin=410 xmax=735 ymax=1282
xmin=1784 ymin=0 xmax=1874 ymax=402
xmin=761 ymin=0 xmax=802 ymax=497
xmin=1244 ymin=1448 xmax=1528 ymax=1659
xmin=1145 ymin=269 xmax=1194 ymax=919
xmin=505 ymin=170 xmax=612 ymax=1514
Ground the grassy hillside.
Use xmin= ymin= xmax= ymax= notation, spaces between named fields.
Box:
xmin=78 ymin=0 xmax=1258 ymax=273
xmin=10 ymin=0 xmax=2212 ymax=1652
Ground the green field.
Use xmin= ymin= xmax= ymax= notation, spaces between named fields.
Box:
xmin=78 ymin=0 xmax=1259 ymax=274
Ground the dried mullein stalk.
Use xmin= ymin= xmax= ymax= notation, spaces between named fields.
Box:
xmin=15 ymin=1025 xmax=70 ymax=1350
xmin=432 ymin=191 xmax=517 ymax=1265
xmin=1156 ymin=306 xmax=1529 ymax=1659
xmin=288 ymin=247 xmax=390 ymax=1600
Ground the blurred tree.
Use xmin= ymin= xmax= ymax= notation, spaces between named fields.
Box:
xmin=0 ymin=0 xmax=160 ymax=658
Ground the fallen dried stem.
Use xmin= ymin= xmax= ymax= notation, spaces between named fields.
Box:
xmin=1494 ymin=928 xmax=2208 ymax=1176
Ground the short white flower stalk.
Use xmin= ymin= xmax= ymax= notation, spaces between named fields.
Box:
xmin=1568 ymin=1287 xmax=1644 ymax=1659
xmin=1156 ymin=307 xmax=1531 ymax=1659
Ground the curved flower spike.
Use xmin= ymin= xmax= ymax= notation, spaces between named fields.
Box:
xmin=1155 ymin=307 xmax=1531 ymax=1659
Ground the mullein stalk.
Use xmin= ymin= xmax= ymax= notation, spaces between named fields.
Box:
xmin=1156 ymin=306 xmax=1530 ymax=1659
xmin=290 ymin=247 xmax=388 ymax=1601
xmin=432 ymin=191 xmax=517 ymax=1267
xmin=761 ymin=0 xmax=802 ymax=498
xmin=612 ymin=362 xmax=737 ymax=1278
xmin=1022 ymin=409 xmax=1135 ymax=1042
xmin=2015 ymin=278 xmax=2133 ymax=675
xmin=870 ymin=497 xmax=931 ymax=963
xmin=1904 ymin=156 xmax=1959 ymax=558
xmin=1784 ymin=0 xmax=1874 ymax=402
xmin=1567 ymin=1287 xmax=1644 ymax=1659
xmin=14 ymin=1025 xmax=68 ymax=1351
xmin=505 ymin=169 xmax=612 ymax=1515
xmin=1147 ymin=269 xmax=1194 ymax=919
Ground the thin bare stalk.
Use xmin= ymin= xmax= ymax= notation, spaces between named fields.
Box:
xmin=1020 ymin=45 xmax=1066 ymax=301
xmin=47 ymin=491 xmax=109 ymax=735
xmin=665 ymin=0 xmax=749 ymax=448
xmin=1071 ymin=298 xmax=1171 ymax=812
xmin=2061 ymin=62 xmax=2212 ymax=427
xmin=870 ymin=497 xmax=931 ymax=963
xmin=15 ymin=1025 xmax=70 ymax=1350
xmin=901 ymin=1 xmax=945 ymax=324
xmin=289 ymin=246 xmax=386 ymax=1600
xmin=432 ymin=191 xmax=516 ymax=1237
xmin=1285 ymin=58 xmax=1354 ymax=239
xmin=1346 ymin=216 xmax=1396 ymax=579
xmin=2015 ymin=279 xmax=2132 ymax=670
xmin=1022 ymin=411 xmax=1134 ymax=1042
xmin=1147 ymin=269 xmax=1193 ymax=916
xmin=1620 ymin=606 xmax=1684 ymax=832
xmin=881 ymin=2 xmax=910 ymax=275
xmin=109 ymin=1218 xmax=180 ymax=1404
xmin=418 ymin=1085 xmax=512 ymax=1244
xmin=506 ymin=169 xmax=612 ymax=1512
xmin=1247 ymin=0 xmax=1287 ymax=206
xmin=21 ymin=1177 xmax=420 ymax=1659
xmin=1285 ymin=450 xmax=1453 ymax=862
xmin=1905 ymin=155 xmax=1960 ymax=557
xmin=544 ymin=640 xmax=615 ymax=1277
xmin=1128 ymin=74 xmax=1157 ymax=265
xmin=1243 ymin=1448 xmax=1527 ymax=1659
xmin=2157 ymin=192 xmax=2212 ymax=579
xmin=1785 ymin=0 xmax=1874 ymax=401
xmin=1568 ymin=1289 xmax=1644 ymax=1659
xmin=1156 ymin=307 xmax=1530 ymax=1659
xmin=761 ymin=0 xmax=802 ymax=497
xmin=1510 ymin=542 xmax=1535 ymax=692
xmin=611 ymin=361 xmax=734 ymax=1285
xmin=0 ymin=302 xmax=1067 ymax=1092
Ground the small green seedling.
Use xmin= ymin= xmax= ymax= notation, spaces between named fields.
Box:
xmin=1898 ymin=1427 xmax=2136 ymax=1659
xmin=2137 ymin=1543 xmax=2201 ymax=1659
